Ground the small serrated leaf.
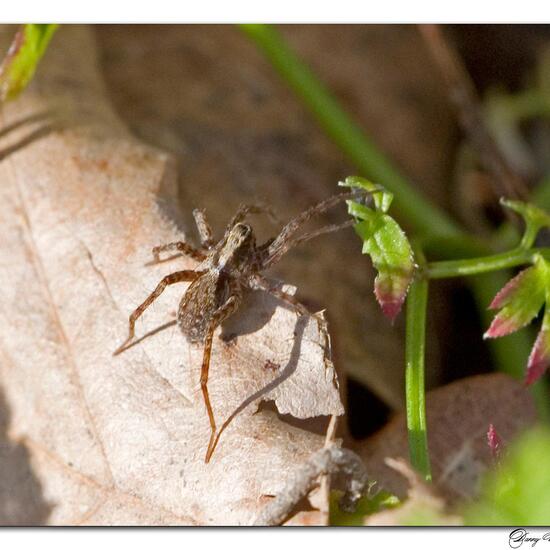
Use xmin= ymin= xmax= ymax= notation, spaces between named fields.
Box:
xmin=0 ymin=24 xmax=58 ymax=102
xmin=485 ymin=255 xmax=550 ymax=384
xmin=526 ymin=327 xmax=550 ymax=385
xmin=343 ymin=176 xmax=414 ymax=321
xmin=488 ymin=268 xmax=534 ymax=310
xmin=484 ymin=258 xmax=548 ymax=339
xmin=353 ymin=211 xmax=414 ymax=321
xmin=527 ymin=301 xmax=550 ymax=385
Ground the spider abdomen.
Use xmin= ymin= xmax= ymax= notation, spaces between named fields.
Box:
xmin=177 ymin=271 xmax=234 ymax=343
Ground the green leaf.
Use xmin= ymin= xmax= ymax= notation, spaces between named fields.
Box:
xmin=528 ymin=308 xmax=550 ymax=385
xmin=0 ymin=24 xmax=59 ymax=102
xmin=342 ymin=176 xmax=415 ymax=321
xmin=332 ymin=177 xmax=415 ymax=320
xmin=501 ymin=198 xmax=550 ymax=249
xmin=464 ymin=427 xmax=550 ymax=525
xmin=484 ymin=258 xmax=548 ymax=338
xmin=486 ymin=255 xmax=550 ymax=384
xmin=527 ymin=268 xmax=550 ymax=384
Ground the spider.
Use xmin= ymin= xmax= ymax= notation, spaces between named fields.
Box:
xmin=114 ymin=190 xmax=370 ymax=463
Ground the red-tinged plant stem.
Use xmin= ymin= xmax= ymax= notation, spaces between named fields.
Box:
xmin=405 ymin=246 xmax=432 ymax=481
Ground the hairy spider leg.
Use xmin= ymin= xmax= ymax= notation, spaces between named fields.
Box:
xmin=193 ymin=208 xmax=215 ymax=249
xmin=262 ymin=191 xmax=366 ymax=268
xmin=226 ymin=203 xmax=280 ymax=231
xmin=113 ymin=270 xmax=201 ymax=356
xmin=202 ymin=285 xmax=242 ymax=463
xmin=200 ymin=326 xmax=217 ymax=462
xmin=150 ymin=241 xmax=206 ymax=265
xmin=251 ymin=274 xmax=310 ymax=316
xmin=283 ymin=220 xmax=355 ymax=249
xmin=147 ymin=209 xmax=216 ymax=266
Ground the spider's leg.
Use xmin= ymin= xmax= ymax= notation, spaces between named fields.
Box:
xmin=200 ymin=324 xmax=217 ymax=463
xmin=226 ymin=203 xmax=280 ymax=231
xmin=149 ymin=241 xmax=206 ymax=265
xmin=261 ymin=191 xmax=363 ymax=268
xmin=285 ymin=220 xmax=354 ymax=248
xmin=193 ymin=208 xmax=215 ymax=249
xmin=113 ymin=270 xmax=200 ymax=355
xmin=203 ymin=285 xmax=242 ymax=463
xmin=251 ymin=274 xmax=310 ymax=316
xmin=265 ymin=220 xmax=355 ymax=268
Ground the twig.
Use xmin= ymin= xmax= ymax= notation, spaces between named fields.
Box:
xmin=318 ymin=415 xmax=339 ymax=522
xmin=253 ymin=446 xmax=369 ymax=526
xmin=419 ymin=24 xmax=528 ymax=201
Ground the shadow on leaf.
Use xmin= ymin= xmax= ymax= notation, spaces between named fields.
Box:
xmin=0 ymin=383 xmax=52 ymax=525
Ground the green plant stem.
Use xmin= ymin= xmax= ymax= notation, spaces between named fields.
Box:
xmin=427 ymin=247 xmax=550 ymax=279
xmin=405 ymin=255 xmax=432 ymax=481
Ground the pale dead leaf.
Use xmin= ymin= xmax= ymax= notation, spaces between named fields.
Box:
xmin=0 ymin=25 xmax=344 ymax=525
xmin=284 ymin=510 xmax=327 ymax=526
xmin=357 ymin=373 xmax=537 ymax=503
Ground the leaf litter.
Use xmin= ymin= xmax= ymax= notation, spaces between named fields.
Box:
xmin=0 ymin=25 xmax=344 ymax=525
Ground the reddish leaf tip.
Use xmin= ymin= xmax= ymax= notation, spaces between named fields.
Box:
xmin=526 ymin=330 xmax=550 ymax=385
xmin=374 ymin=287 xmax=405 ymax=322
xmin=488 ymin=269 xmax=529 ymax=310
xmin=381 ymin=301 xmax=402 ymax=323
xmin=484 ymin=315 xmax=518 ymax=339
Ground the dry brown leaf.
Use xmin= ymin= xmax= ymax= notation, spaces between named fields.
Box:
xmin=0 ymin=25 xmax=344 ymax=525
xmin=357 ymin=373 xmax=537 ymax=503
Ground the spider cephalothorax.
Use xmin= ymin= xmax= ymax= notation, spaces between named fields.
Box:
xmin=114 ymin=191 xmax=368 ymax=462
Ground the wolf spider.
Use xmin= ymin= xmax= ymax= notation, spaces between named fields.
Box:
xmin=114 ymin=190 xmax=370 ymax=462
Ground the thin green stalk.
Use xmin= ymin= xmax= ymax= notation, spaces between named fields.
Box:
xmin=405 ymin=264 xmax=432 ymax=481
xmin=427 ymin=247 xmax=550 ymax=279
